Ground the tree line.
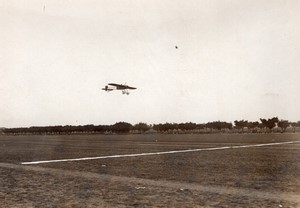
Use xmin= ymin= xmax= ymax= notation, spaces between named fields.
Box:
xmin=2 ymin=117 xmax=300 ymax=135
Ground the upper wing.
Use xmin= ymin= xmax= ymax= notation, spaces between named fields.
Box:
xmin=108 ymin=83 xmax=136 ymax=90
xmin=126 ymin=86 xmax=137 ymax=90
xmin=108 ymin=83 xmax=122 ymax=87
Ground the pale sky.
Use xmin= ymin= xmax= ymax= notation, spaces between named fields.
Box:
xmin=1 ymin=0 xmax=300 ymax=128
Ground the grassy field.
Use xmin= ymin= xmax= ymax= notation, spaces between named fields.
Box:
xmin=1 ymin=133 xmax=300 ymax=207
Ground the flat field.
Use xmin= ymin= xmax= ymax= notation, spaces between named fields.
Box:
xmin=1 ymin=133 xmax=300 ymax=207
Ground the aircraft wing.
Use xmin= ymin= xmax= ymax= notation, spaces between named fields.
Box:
xmin=108 ymin=83 xmax=136 ymax=90
xmin=126 ymin=86 xmax=137 ymax=89
xmin=108 ymin=83 xmax=122 ymax=87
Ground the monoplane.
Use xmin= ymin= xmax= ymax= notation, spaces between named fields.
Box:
xmin=102 ymin=83 xmax=137 ymax=95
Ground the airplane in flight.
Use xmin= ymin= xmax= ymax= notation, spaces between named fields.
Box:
xmin=102 ymin=83 xmax=137 ymax=95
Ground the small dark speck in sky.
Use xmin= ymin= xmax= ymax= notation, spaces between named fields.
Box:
xmin=175 ymin=46 xmax=178 ymax=49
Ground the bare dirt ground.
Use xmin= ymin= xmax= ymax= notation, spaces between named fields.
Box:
xmin=1 ymin=133 xmax=300 ymax=207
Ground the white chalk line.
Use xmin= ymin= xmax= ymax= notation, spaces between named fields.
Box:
xmin=21 ymin=140 xmax=300 ymax=165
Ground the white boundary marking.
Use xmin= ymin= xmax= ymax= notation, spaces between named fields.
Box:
xmin=21 ymin=140 xmax=300 ymax=165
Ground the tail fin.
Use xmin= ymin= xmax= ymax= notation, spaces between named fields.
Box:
xmin=102 ymin=85 xmax=108 ymax=91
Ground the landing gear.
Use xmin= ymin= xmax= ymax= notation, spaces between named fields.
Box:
xmin=122 ymin=90 xmax=130 ymax=95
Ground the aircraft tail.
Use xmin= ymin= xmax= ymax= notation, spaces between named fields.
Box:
xmin=102 ymin=85 xmax=113 ymax=91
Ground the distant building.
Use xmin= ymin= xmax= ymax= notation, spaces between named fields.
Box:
xmin=144 ymin=129 xmax=158 ymax=134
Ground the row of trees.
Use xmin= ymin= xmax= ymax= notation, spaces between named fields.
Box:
xmin=2 ymin=117 xmax=300 ymax=135
xmin=2 ymin=122 xmax=134 ymax=135
xmin=152 ymin=121 xmax=233 ymax=132
xmin=234 ymin=118 xmax=296 ymax=133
